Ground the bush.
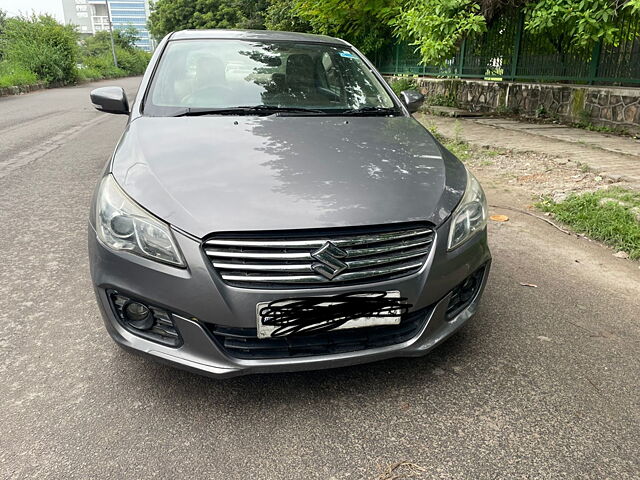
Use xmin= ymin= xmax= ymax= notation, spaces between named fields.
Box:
xmin=81 ymin=51 xmax=126 ymax=79
xmin=78 ymin=27 xmax=152 ymax=81
xmin=112 ymin=47 xmax=151 ymax=75
xmin=390 ymin=76 xmax=418 ymax=94
xmin=76 ymin=65 xmax=105 ymax=82
xmin=2 ymin=14 xmax=79 ymax=84
xmin=0 ymin=61 xmax=37 ymax=87
xmin=0 ymin=13 xmax=151 ymax=87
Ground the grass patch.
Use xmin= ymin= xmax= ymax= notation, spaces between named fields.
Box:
xmin=484 ymin=149 xmax=503 ymax=157
xmin=427 ymin=120 xmax=472 ymax=161
xmin=537 ymin=188 xmax=640 ymax=259
xmin=0 ymin=62 xmax=38 ymax=87
xmin=442 ymin=138 xmax=472 ymax=161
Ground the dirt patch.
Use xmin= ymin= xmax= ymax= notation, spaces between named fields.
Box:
xmin=461 ymin=146 xmax=619 ymax=202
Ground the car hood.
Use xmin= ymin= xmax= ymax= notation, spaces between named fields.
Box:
xmin=111 ymin=116 xmax=466 ymax=238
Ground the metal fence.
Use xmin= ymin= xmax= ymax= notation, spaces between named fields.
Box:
xmin=374 ymin=11 xmax=640 ymax=86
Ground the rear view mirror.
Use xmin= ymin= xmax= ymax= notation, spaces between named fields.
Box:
xmin=400 ymin=89 xmax=424 ymax=114
xmin=90 ymin=87 xmax=129 ymax=115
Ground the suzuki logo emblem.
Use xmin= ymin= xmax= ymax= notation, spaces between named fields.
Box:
xmin=311 ymin=242 xmax=348 ymax=280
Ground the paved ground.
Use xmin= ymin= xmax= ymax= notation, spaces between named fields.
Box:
xmin=418 ymin=113 xmax=640 ymax=188
xmin=1 ymin=79 xmax=639 ymax=479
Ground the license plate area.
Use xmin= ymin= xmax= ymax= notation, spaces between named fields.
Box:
xmin=256 ymin=291 xmax=405 ymax=339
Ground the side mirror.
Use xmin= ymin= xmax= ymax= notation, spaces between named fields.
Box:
xmin=90 ymin=86 xmax=129 ymax=115
xmin=400 ymin=89 xmax=424 ymax=114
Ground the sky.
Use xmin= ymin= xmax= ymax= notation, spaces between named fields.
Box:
xmin=1 ymin=0 xmax=65 ymax=21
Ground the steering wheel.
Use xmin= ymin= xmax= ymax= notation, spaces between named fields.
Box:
xmin=182 ymin=85 xmax=235 ymax=105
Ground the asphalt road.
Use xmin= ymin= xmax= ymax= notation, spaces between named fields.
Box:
xmin=1 ymin=78 xmax=639 ymax=479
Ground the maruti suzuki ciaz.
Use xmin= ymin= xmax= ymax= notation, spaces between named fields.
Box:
xmin=88 ymin=29 xmax=491 ymax=378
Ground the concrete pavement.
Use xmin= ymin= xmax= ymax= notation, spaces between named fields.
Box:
xmin=1 ymin=79 xmax=639 ymax=479
xmin=418 ymin=113 xmax=640 ymax=188
xmin=0 ymin=78 xmax=139 ymax=180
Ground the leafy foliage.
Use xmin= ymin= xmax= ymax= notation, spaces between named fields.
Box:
xmin=148 ymin=0 xmax=271 ymax=38
xmin=0 ymin=9 xmax=6 ymax=61
xmin=236 ymin=0 xmax=270 ymax=29
xmin=0 ymin=61 xmax=38 ymax=87
xmin=0 ymin=13 xmax=151 ymax=88
xmin=144 ymin=0 xmax=640 ymax=66
xmin=264 ymin=0 xmax=311 ymax=32
xmin=526 ymin=0 xmax=640 ymax=50
xmin=2 ymin=14 xmax=79 ymax=84
xmin=83 ymin=26 xmax=139 ymax=55
xmin=395 ymin=0 xmax=486 ymax=64
xmin=389 ymin=76 xmax=417 ymax=94
xmin=295 ymin=0 xmax=401 ymax=53
xmin=80 ymin=26 xmax=152 ymax=79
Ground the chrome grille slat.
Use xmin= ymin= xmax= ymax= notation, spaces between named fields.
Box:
xmin=203 ymin=225 xmax=434 ymax=288
xmin=212 ymin=262 xmax=314 ymax=272
xmin=346 ymin=249 xmax=430 ymax=268
xmin=345 ymin=238 xmax=432 ymax=258
xmin=220 ymin=261 xmax=424 ymax=284
xmin=213 ymin=249 xmax=430 ymax=272
xmin=204 ymin=250 xmax=312 ymax=260
xmin=204 ymin=228 xmax=429 ymax=249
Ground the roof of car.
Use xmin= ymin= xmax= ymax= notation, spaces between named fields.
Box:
xmin=169 ymin=29 xmax=351 ymax=46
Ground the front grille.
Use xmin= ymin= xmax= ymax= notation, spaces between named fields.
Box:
xmin=203 ymin=224 xmax=435 ymax=288
xmin=206 ymin=306 xmax=432 ymax=359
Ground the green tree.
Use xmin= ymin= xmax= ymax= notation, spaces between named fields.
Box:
xmin=295 ymin=0 xmax=401 ymax=53
xmin=83 ymin=26 xmax=140 ymax=56
xmin=264 ymin=0 xmax=311 ymax=32
xmin=236 ymin=0 xmax=269 ymax=29
xmin=148 ymin=0 xmax=256 ymax=38
xmin=526 ymin=0 xmax=640 ymax=49
xmin=115 ymin=25 xmax=142 ymax=49
xmin=0 ymin=9 xmax=7 ymax=60
xmin=0 ymin=8 xmax=6 ymax=35
xmin=396 ymin=0 xmax=640 ymax=65
xmin=146 ymin=0 xmax=640 ymax=66
xmin=394 ymin=0 xmax=486 ymax=65
xmin=80 ymin=25 xmax=151 ymax=79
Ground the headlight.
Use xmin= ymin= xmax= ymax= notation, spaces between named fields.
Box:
xmin=448 ymin=168 xmax=487 ymax=250
xmin=96 ymin=175 xmax=185 ymax=267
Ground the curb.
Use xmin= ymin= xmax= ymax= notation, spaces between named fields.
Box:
xmin=0 ymin=77 xmax=138 ymax=98
xmin=0 ymin=82 xmax=47 ymax=98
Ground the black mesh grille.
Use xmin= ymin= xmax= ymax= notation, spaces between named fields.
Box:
xmin=206 ymin=306 xmax=432 ymax=359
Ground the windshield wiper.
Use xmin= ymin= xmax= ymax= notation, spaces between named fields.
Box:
xmin=172 ymin=105 xmax=327 ymax=117
xmin=172 ymin=107 xmax=255 ymax=117
xmin=237 ymin=105 xmax=327 ymax=115
xmin=338 ymin=106 xmax=401 ymax=116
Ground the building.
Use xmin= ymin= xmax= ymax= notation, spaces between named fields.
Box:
xmin=61 ymin=0 xmax=154 ymax=51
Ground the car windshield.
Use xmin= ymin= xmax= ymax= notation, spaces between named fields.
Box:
xmin=144 ymin=39 xmax=398 ymax=116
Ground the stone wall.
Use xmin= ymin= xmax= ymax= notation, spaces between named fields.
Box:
xmin=386 ymin=76 xmax=640 ymax=133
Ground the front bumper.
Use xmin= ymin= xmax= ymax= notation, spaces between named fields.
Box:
xmin=89 ymin=221 xmax=491 ymax=379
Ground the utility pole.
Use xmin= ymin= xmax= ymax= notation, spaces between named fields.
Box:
xmin=105 ymin=0 xmax=118 ymax=68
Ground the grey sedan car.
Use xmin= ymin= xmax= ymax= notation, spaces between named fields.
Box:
xmin=88 ymin=29 xmax=491 ymax=378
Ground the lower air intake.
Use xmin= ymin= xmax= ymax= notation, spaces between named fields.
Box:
xmin=206 ymin=306 xmax=432 ymax=359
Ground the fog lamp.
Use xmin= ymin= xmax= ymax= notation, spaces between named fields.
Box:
xmin=123 ymin=301 xmax=153 ymax=330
